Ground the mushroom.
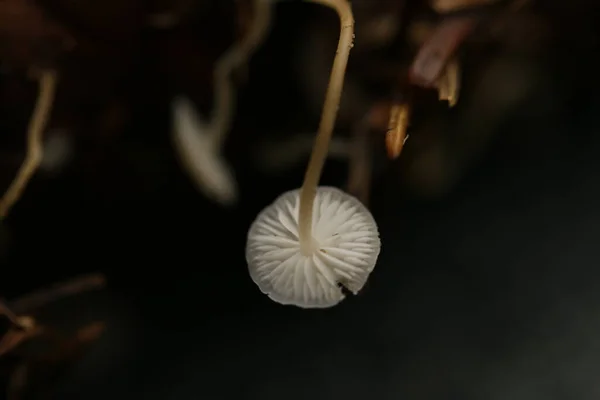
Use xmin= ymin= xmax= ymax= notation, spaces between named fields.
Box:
xmin=171 ymin=0 xmax=273 ymax=206
xmin=172 ymin=96 xmax=238 ymax=205
xmin=246 ymin=0 xmax=381 ymax=308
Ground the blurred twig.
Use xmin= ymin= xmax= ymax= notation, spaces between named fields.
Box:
xmin=0 ymin=273 xmax=106 ymax=357
xmin=0 ymin=309 xmax=38 ymax=357
xmin=11 ymin=273 xmax=106 ymax=314
xmin=0 ymin=70 xmax=57 ymax=219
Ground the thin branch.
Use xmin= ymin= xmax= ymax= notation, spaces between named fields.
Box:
xmin=210 ymin=0 xmax=274 ymax=146
xmin=0 ymin=314 xmax=38 ymax=357
xmin=0 ymin=273 xmax=105 ymax=358
xmin=11 ymin=273 xmax=106 ymax=314
xmin=0 ymin=70 xmax=58 ymax=219
xmin=0 ymin=301 xmax=22 ymax=326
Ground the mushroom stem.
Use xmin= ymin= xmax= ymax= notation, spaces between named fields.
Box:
xmin=298 ymin=0 xmax=354 ymax=254
xmin=210 ymin=0 xmax=273 ymax=147
xmin=0 ymin=70 xmax=57 ymax=219
xmin=172 ymin=0 xmax=273 ymax=205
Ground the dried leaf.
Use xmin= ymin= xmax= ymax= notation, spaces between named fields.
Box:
xmin=409 ymin=17 xmax=475 ymax=87
xmin=386 ymin=103 xmax=411 ymax=159
xmin=437 ymin=58 xmax=460 ymax=107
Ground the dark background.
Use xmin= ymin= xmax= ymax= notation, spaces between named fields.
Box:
xmin=2 ymin=2 xmax=600 ymax=399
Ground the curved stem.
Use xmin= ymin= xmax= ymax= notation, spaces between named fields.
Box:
xmin=0 ymin=70 xmax=57 ymax=219
xmin=298 ymin=0 xmax=354 ymax=253
xmin=210 ymin=0 xmax=273 ymax=147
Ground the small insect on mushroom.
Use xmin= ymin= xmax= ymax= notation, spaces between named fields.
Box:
xmin=246 ymin=0 xmax=381 ymax=308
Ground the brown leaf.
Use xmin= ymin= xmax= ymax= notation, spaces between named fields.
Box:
xmin=436 ymin=58 xmax=460 ymax=107
xmin=386 ymin=103 xmax=411 ymax=159
xmin=409 ymin=16 xmax=476 ymax=87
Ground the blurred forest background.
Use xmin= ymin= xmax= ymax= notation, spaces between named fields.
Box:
xmin=1 ymin=0 xmax=600 ymax=399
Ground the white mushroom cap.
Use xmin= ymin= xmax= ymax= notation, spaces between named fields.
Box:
xmin=246 ymin=186 xmax=381 ymax=308
xmin=171 ymin=97 xmax=238 ymax=206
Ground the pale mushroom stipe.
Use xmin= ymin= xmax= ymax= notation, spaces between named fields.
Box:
xmin=245 ymin=0 xmax=381 ymax=308
xmin=171 ymin=0 xmax=273 ymax=206
xmin=0 ymin=70 xmax=57 ymax=220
